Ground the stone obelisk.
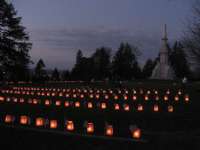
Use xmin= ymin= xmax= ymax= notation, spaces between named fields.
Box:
xmin=151 ymin=24 xmax=175 ymax=79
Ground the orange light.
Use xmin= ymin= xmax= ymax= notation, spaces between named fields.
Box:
xmin=124 ymin=104 xmax=130 ymax=111
xmin=66 ymin=120 xmax=74 ymax=131
xmin=124 ymin=95 xmax=128 ymax=100
xmin=87 ymin=102 xmax=93 ymax=109
xmin=45 ymin=100 xmax=50 ymax=106
xmin=35 ymin=118 xmax=45 ymax=127
xmin=114 ymin=104 xmax=120 ymax=110
xmin=153 ymin=105 xmax=159 ymax=112
xmin=132 ymin=95 xmax=137 ymax=101
xmin=55 ymin=100 xmax=61 ymax=106
xmin=168 ymin=105 xmax=174 ymax=112
xmin=13 ymin=98 xmax=18 ymax=103
xmin=184 ymin=95 xmax=190 ymax=102
xmin=19 ymin=98 xmax=24 ymax=103
xmin=114 ymin=95 xmax=118 ymax=100
xmin=80 ymin=94 xmax=84 ymax=98
xmin=75 ymin=101 xmax=80 ymax=108
xmin=20 ymin=115 xmax=29 ymax=125
xmin=137 ymin=104 xmax=143 ymax=112
xmin=164 ymin=96 xmax=168 ymax=101
xmin=154 ymin=90 xmax=158 ymax=94
xmin=73 ymin=94 xmax=77 ymax=98
xmin=5 ymin=115 xmax=14 ymax=123
xmin=87 ymin=122 xmax=94 ymax=134
xmin=96 ymin=94 xmax=100 ymax=99
xmin=105 ymin=125 xmax=113 ymax=136
xmin=59 ymin=93 xmax=63 ymax=97
xmin=174 ymin=95 xmax=179 ymax=101
xmin=178 ymin=90 xmax=182 ymax=95
xmin=132 ymin=128 xmax=141 ymax=139
xmin=101 ymin=103 xmax=107 ymax=109
xmin=50 ymin=120 xmax=58 ymax=129
xmin=89 ymin=94 xmax=94 ymax=99
xmin=33 ymin=99 xmax=38 ymax=105
xmin=0 ymin=96 xmax=5 ymax=102
xmin=144 ymin=95 xmax=149 ymax=101
xmin=105 ymin=95 xmax=109 ymax=99
xmin=64 ymin=101 xmax=70 ymax=107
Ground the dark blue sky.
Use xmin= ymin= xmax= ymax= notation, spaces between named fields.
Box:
xmin=12 ymin=0 xmax=193 ymax=69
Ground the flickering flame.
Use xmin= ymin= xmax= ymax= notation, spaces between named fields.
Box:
xmin=88 ymin=102 xmax=93 ymax=109
xmin=132 ymin=128 xmax=141 ymax=139
xmin=153 ymin=105 xmax=159 ymax=112
xmin=35 ymin=118 xmax=45 ymax=127
xmin=66 ymin=120 xmax=74 ymax=131
xmin=50 ymin=120 xmax=57 ymax=129
xmin=87 ymin=123 xmax=94 ymax=133
xmin=20 ymin=116 xmax=29 ymax=125
xmin=105 ymin=125 xmax=113 ymax=136
xmin=137 ymin=104 xmax=143 ymax=111
xmin=75 ymin=101 xmax=80 ymax=107
xmin=114 ymin=104 xmax=120 ymax=110
xmin=168 ymin=105 xmax=174 ymax=112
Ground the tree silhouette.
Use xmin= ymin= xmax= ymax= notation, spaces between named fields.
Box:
xmin=142 ymin=59 xmax=156 ymax=79
xmin=169 ymin=41 xmax=191 ymax=79
xmin=0 ymin=0 xmax=32 ymax=81
xmin=62 ymin=70 xmax=70 ymax=81
xmin=183 ymin=1 xmax=200 ymax=78
xmin=112 ymin=42 xmax=140 ymax=80
xmin=76 ymin=50 xmax=83 ymax=65
xmin=91 ymin=47 xmax=111 ymax=80
xmin=34 ymin=59 xmax=46 ymax=81
xmin=51 ymin=68 xmax=60 ymax=81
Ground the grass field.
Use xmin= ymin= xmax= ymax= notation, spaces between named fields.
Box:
xmin=0 ymin=80 xmax=200 ymax=150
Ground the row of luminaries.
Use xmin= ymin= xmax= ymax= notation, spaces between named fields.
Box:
xmin=0 ymin=96 xmax=179 ymax=112
xmin=1 ymin=88 xmax=190 ymax=102
xmin=11 ymin=86 xmax=185 ymax=95
xmin=2 ymin=114 xmax=141 ymax=139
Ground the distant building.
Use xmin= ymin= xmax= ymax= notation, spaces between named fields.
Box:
xmin=151 ymin=24 xmax=175 ymax=80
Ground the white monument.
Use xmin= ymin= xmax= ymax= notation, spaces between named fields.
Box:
xmin=151 ymin=24 xmax=175 ymax=80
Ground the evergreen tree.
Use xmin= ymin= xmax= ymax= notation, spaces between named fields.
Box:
xmin=169 ymin=41 xmax=191 ymax=79
xmin=142 ymin=59 xmax=156 ymax=79
xmin=71 ymin=50 xmax=83 ymax=80
xmin=76 ymin=49 xmax=83 ymax=65
xmin=34 ymin=59 xmax=46 ymax=81
xmin=112 ymin=42 xmax=139 ymax=80
xmin=62 ymin=70 xmax=70 ymax=81
xmin=0 ymin=0 xmax=32 ymax=81
xmin=92 ymin=47 xmax=111 ymax=80
xmin=51 ymin=68 xmax=60 ymax=81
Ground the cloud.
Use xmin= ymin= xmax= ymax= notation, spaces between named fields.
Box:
xmin=29 ymin=27 xmax=162 ymax=69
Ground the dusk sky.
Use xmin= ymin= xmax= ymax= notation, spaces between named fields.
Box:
xmin=12 ymin=0 xmax=193 ymax=70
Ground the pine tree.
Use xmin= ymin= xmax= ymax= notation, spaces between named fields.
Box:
xmin=92 ymin=47 xmax=111 ymax=80
xmin=34 ymin=59 xmax=46 ymax=81
xmin=0 ymin=0 xmax=32 ymax=81
xmin=142 ymin=59 xmax=156 ymax=79
xmin=51 ymin=68 xmax=60 ymax=81
xmin=112 ymin=42 xmax=140 ymax=80
xmin=169 ymin=41 xmax=191 ymax=79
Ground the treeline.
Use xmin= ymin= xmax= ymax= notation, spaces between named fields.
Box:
xmin=31 ymin=41 xmax=191 ymax=82
xmin=0 ymin=0 xmax=197 ymax=82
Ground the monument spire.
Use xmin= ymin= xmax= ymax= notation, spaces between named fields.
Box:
xmin=151 ymin=24 xmax=175 ymax=79
xmin=162 ymin=24 xmax=168 ymax=41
